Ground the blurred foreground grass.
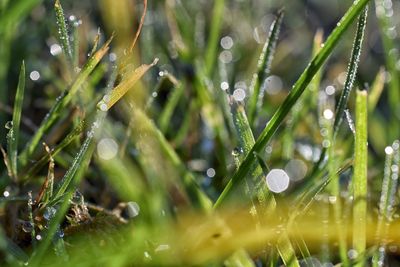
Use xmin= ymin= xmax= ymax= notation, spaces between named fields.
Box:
xmin=0 ymin=0 xmax=400 ymax=266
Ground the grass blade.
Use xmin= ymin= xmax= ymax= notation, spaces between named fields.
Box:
xmin=368 ymin=67 xmax=385 ymax=113
xmin=353 ymin=89 xmax=368 ymax=266
xmin=247 ymin=10 xmax=284 ymax=126
xmin=8 ymin=61 xmax=25 ymax=179
xmin=372 ymin=141 xmax=399 ymax=266
xmin=230 ymin=101 xmax=299 ymax=266
xmin=204 ymin=0 xmax=225 ymax=76
xmin=54 ymin=0 xmax=72 ymax=64
xmin=97 ymin=58 xmax=159 ymax=111
xmin=214 ymin=0 xmax=371 ymax=208
xmin=333 ymin=7 xmax=368 ymax=138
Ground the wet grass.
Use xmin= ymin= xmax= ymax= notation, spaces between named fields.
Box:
xmin=1 ymin=0 xmax=400 ymax=266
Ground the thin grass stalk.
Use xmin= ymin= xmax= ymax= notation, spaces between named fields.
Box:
xmin=368 ymin=67 xmax=385 ymax=113
xmin=214 ymin=0 xmax=371 ymax=208
xmin=247 ymin=10 xmax=283 ymax=127
xmin=204 ymin=0 xmax=225 ymax=76
xmin=353 ymin=89 xmax=368 ymax=266
xmin=372 ymin=141 xmax=399 ymax=266
xmin=8 ymin=61 xmax=25 ymax=179
xmin=54 ymin=0 xmax=73 ymax=65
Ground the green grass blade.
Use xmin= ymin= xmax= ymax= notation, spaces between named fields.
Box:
xmin=8 ymin=61 xmax=25 ymax=179
xmin=372 ymin=141 xmax=399 ymax=266
xmin=353 ymin=89 xmax=368 ymax=266
xmin=368 ymin=67 xmax=385 ymax=113
xmin=247 ymin=10 xmax=284 ymax=126
xmin=54 ymin=0 xmax=73 ymax=64
xmin=204 ymin=0 xmax=225 ymax=76
xmin=230 ymin=101 xmax=299 ymax=266
xmin=158 ymin=79 xmax=184 ymax=134
xmin=333 ymin=7 xmax=368 ymax=138
xmin=19 ymin=38 xmax=111 ymax=166
xmin=214 ymin=0 xmax=371 ymax=208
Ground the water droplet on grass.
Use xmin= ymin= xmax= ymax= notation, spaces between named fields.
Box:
xmin=323 ymin=109 xmax=334 ymax=120
xmin=220 ymin=81 xmax=229 ymax=91
xmin=347 ymin=249 xmax=358 ymax=260
xmin=233 ymin=88 xmax=246 ymax=101
xmin=385 ymin=146 xmax=394 ymax=155
xmin=22 ymin=222 xmax=34 ymax=233
xmin=3 ymin=191 xmax=10 ymax=197
xmin=36 ymin=234 xmax=42 ymax=241
xmin=220 ymin=36 xmax=233 ymax=50
xmin=126 ymin=202 xmax=140 ymax=218
xmin=5 ymin=121 xmax=13 ymax=130
xmin=325 ymin=85 xmax=335 ymax=95
xmin=44 ymin=207 xmax=57 ymax=220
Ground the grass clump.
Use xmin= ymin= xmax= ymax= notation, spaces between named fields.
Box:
xmin=2 ymin=0 xmax=400 ymax=266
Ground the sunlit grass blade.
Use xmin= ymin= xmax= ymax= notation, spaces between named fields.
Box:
xmin=158 ymin=78 xmax=184 ymax=133
xmin=368 ymin=67 xmax=385 ymax=113
xmin=224 ymin=249 xmax=255 ymax=267
xmin=7 ymin=61 xmax=25 ymax=179
xmin=54 ymin=0 xmax=72 ymax=64
xmin=230 ymin=101 xmax=299 ymax=266
xmin=353 ymin=89 xmax=368 ymax=267
xmin=296 ymin=5 xmax=368 ymax=194
xmin=372 ymin=141 xmax=399 ymax=267
xmin=204 ymin=0 xmax=225 ymax=76
xmin=333 ymin=7 xmax=368 ymax=138
xmin=247 ymin=10 xmax=284 ymax=126
xmin=97 ymin=58 xmax=158 ymax=111
xmin=214 ymin=0 xmax=371 ymax=208
xmin=19 ymin=37 xmax=112 ymax=166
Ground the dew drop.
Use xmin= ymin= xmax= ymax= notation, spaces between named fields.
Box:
xmin=3 ymin=191 xmax=10 ymax=197
xmin=50 ymin=44 xmax=62 ymax=56
xmin=220 ymin=36 xmax=234 ymax=50
xmin=233 ymin=88 xmax=246 ymax=102
xmin=5 ymin=121 xmax=13 ymax=130
xmin=220 ymin=81 xmax=229 ymax=91
xmin=323 ymin=109 xmax=334 ymax=120
xmin=219 ymin=50 xmax=233 ymax=64
xmin=22 ymin=222 xmax=34 ymax=233
xmin=43 ymin=206 xmax=57 ymax=221
xmin=325 ymin=85 xmax=335 ymax=95
xmin=126 ymin=202 xmax=140 ymax=218
xmin=36 ymin=234 xmax=42 ymax=241
xmin=385 ymin=146 xmax=394 ymax=155
xmin=347 ymin=249 xmax=358 ymax=260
